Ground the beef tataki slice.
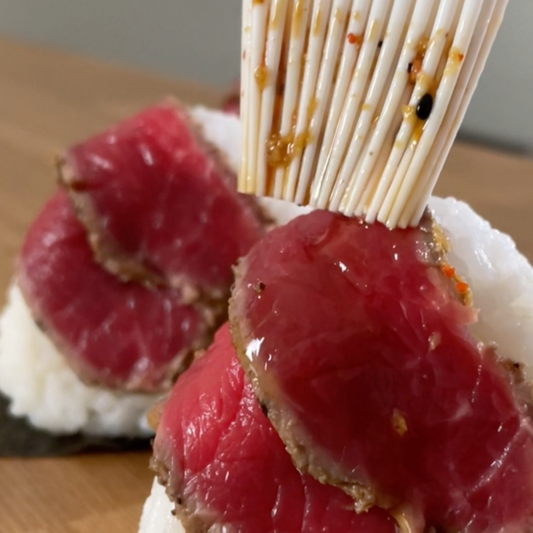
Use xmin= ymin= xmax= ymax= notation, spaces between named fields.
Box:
xmin=152 ymin=323 xmax=397 ymax=533
xmin=58 ymin=102 xmax=265 ymax=300
xmin=229 ymin=209 xmax=533 ymax=533
xmin=18 ymin=192 xmax=222 ymax=392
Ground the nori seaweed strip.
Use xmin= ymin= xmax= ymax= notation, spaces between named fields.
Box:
xmin=0 ymin=394 xmax=150 ymax=457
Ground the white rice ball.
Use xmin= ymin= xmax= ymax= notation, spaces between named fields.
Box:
xmin=138 ymin=195 xmax=533 ymax=532
xmin=138 ymin=478 xmax=185 ymax=533
xmin=0 ymin=284 xmax=155 ymax=437
xmin=0 ymin=107 xmax=308 ymax=438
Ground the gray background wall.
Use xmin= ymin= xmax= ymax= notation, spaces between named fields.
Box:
xmin=0 ymin=0 xmax=531 ymax=151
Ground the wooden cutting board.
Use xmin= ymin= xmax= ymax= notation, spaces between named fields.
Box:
xmin=0 ymin=37 xmax=532 ymax=533
xmin=1 ymin=453 xmax=153 ymax=533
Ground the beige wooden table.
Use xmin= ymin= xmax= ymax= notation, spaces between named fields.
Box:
xmin=0 ymin=37 xmax=532 ymax=533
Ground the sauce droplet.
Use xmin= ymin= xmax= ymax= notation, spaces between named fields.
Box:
xmin=416 ymin=93 xmax=433 ymax=121
xmin=442 ymin=265 xmax=455 ymax=278
xmin=347 ymin=32 xmax=362 ymax=45
xmin=456 ymin=282 xmax=469 ymax=295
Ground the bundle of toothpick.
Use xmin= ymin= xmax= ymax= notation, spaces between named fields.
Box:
xmin=239 ymin=0 xmax=508 ymax=229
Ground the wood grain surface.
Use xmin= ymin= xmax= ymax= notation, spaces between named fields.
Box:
xmin=0 ymin=37 xmax=532 ymax=533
